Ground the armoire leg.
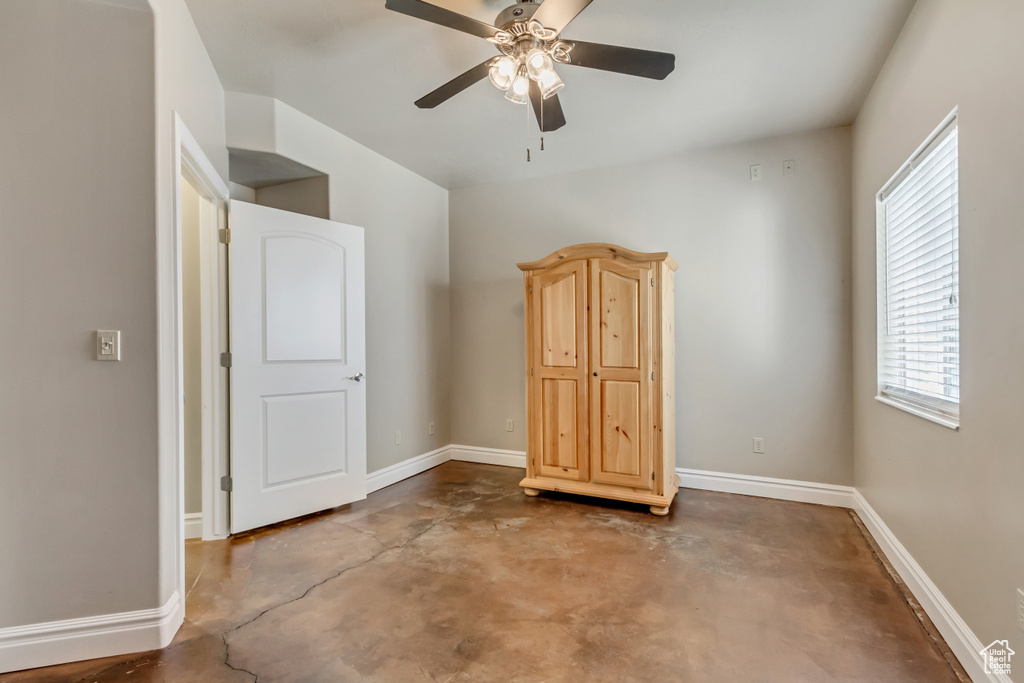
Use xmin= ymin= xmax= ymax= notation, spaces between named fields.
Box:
xmin=649 ymin=505 xmax=669 ymax=516
xmin=523 ymin=488 xmax=541 ymax=497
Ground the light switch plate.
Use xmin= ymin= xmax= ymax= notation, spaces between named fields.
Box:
xmin=96 ymin=330 xmax=121 ymax=361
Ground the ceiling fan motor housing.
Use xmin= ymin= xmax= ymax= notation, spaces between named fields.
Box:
xmin=494 ymin=2 xmax=541 ymax=31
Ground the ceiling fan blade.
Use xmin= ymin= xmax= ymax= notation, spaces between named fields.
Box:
xmin=529 ymin=81 xmax=567 ymax=132
xmin=415 ymin=57 xmax=498 ymax=109
xmin=531 ymin=0 xmax=593 ymax=34
xmin=562 ymin=40 xmax=675 ymax=80
xmin=385 ymin=0 xmax=498 ymax=39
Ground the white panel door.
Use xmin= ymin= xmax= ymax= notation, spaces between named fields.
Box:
xmin=229 ymin=200 xmax=366 ymax=533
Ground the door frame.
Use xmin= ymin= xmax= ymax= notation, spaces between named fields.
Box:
xmin=167 ymin=113 xmax=231 ymax=605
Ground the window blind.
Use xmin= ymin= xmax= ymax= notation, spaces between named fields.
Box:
xmin=879 ymin=118 xmax=959 ymax=419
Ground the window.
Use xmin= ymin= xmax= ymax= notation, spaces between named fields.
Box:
xmin=876 ymin=111 xmax=959 ymax=429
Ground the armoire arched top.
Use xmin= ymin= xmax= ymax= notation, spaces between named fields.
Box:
xmin=517 ymin=242 xmax=679 ymax=272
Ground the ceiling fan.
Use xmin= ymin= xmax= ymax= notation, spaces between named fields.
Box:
xmin=384 ymin=0 xmax=675 ymax=133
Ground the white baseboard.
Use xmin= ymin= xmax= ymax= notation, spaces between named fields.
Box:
xmin=449 ymin=445 xmax=527 ymax=469
xmin=366 ymin=445 xmax=450 ymax=494
xmin=0 ymin=591 xmax=182 ymax=675
xmin=676 ymin=467 xmax=858 ymax=508
xmin=852 ymin=491 xmax=1005 ymax=683
xmin=184 ymin=512 xmax=203 ymax=540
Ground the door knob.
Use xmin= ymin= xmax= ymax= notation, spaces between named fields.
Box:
xmin=347 ymin=372 xmax=364 ymax=382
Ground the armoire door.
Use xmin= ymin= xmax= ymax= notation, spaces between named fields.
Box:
xmin=588 ymin=258 xmax=653 ymax=489
xmin=529 ymin=260 xmax=589 ymax=481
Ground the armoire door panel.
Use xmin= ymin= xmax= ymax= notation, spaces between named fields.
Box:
xmin=540 ymin=378 xmax=580 ymax=477
xmin=541 ymin=272 xmax=578 ymax=368
xmin=599 ymin=380 xmax=640 ymax=477
xmin=589 ymin=258 xmax=652 ymax=489
xmin=599 ymin=270 xmax=640 ymax=369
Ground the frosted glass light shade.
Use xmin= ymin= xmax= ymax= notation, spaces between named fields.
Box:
xmin=504 ymin=88 xmax=528 ymax=105
xmin=539 ymin=70 xmax=564 ymax=99
xmin=505 ymin=81 xmax=529 ymax=104
xmin=511 ymin=73 xmax=529 ymax=96
xmin=525 ymin=49 xmax=554 ymax=81
xmin=495 ymin=56 xmax=516 ymax=78
xmin=489 ymin=65 xmax=511 ymax=90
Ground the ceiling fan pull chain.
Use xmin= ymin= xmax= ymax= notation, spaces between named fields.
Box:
xmin=540 ymin=96 xmax=545 ymax=151
xmin=526 ymin=93 xmax=531 ymax=162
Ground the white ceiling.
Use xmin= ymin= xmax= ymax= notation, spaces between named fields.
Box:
xmin=184 ymin=0 xmax=915 ymax=189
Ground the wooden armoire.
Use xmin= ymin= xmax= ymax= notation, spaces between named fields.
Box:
xmin=518 ymin=243 xmax=679 ymax=515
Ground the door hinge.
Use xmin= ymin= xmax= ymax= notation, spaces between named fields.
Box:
xmin=220 ymin=352 xmax=232 ymax=368
xmin=651 ymin=277 xmax=655 ymax=287
xmin=531 ymin=368 xmax=534 ymax=376
xmin=219 ymin=228 xmax=231 ymax=244
xmin=220 ymin=475 xmax=233 ymax=492
xmin=652 ymin=471 xmax=656 ymax=481
xmin=529 ymin=285 xmax=533 ymax=293
xmin=651 ymin=371 xmax=655 ymax=380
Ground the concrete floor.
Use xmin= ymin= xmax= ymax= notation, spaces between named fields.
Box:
xmin=3 ymin=462 xmax=966 ymax=682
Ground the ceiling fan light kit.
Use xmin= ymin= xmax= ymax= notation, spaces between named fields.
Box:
xmin=385 ymin=0 xmax=675 ymax=137
xmin=486 ymin=24 xmax=571 ymax=104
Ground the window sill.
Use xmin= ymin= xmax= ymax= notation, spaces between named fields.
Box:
xmin=875 ymin=395 xmax=960 ymax=431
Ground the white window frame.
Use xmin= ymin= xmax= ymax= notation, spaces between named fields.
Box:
xmin=875 ymin=109 xmax=960 ymax=430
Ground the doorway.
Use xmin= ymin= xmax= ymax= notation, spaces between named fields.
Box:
xmin=173 ymin=116 xmax=232 ymax=556
xmin=179 ymin=173 xmax=230 ymax=541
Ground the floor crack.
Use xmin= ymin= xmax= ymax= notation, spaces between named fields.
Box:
xmin=222 ymin=632 xmax=259 ymax=681
xmin=343 ymin=523 xmax=388 ymax=548
xmin=220 ymin=509 xmax=457 ymax=678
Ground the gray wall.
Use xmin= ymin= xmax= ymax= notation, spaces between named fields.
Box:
xmin=450 ymin=127 xmax=854 ymax=485
xmin=226 ymin=93 xmax=452 ymax=474
xmin=852 ymin=0 xmax=1024 ymax=656
xmin=255 ymin=176 xmax=330 ymax=220
xmin=0 ymin=0 xmax=158 ymax=627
